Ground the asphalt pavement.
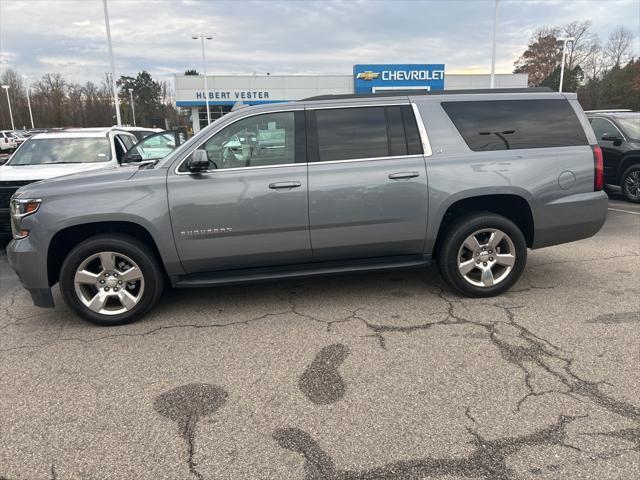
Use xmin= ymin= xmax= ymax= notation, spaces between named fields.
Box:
xmin=0 ymin=194 xmax=638 ymax=480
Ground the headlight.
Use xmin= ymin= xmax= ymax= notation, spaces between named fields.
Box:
xmin=10 ymin=197 xmax=41 ymax=239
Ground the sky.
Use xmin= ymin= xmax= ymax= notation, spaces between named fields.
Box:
xmin=0 ymin=0 xmax=638 ymax=87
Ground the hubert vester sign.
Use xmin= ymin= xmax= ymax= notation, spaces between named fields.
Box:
xmin=195 ymin=90 xmax=271 ymax=101
xmin=354 ymin=64 xmax=445 ymax=94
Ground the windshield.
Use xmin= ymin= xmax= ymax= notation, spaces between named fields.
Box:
xmin=7 ymin=137 xmax=112 ymax=166
xmin=616 ymin=116 xmax=640 ymax=139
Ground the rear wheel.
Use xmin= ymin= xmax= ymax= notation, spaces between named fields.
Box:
xmin=437 ymin=213 xmax=527 ymax=297
xmin=60 ymin=234 xmax=164 ymax=325
xmin=621 ymin=165 xmax=640 ymax=203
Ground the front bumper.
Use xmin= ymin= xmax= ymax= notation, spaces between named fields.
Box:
xmin=6 ymin=238 xmax=55 ymax=308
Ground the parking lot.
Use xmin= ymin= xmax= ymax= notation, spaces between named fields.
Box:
xmin=0 ymin=194 xmax=638 ymax=480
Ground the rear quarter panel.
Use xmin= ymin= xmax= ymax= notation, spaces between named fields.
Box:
xmin=414 ymin=95 xmax=606 ymax=252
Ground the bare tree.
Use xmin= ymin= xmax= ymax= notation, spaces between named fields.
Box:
xmin=563 ymin=21 xmax=599 ymax=71
xmin=605 ymin=26 xmax=634 ymax=68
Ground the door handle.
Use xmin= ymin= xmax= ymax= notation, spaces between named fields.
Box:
xmin=388 ymin=171 xmax=420 ymax=180
xmin=269 ymin=181 xmax=302 ymax=190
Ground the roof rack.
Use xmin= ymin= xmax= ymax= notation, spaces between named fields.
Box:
xmin=584 ymin=109 xmax=633 ymax=113
xmin=301 ymin=87 xmax=554 ymax=102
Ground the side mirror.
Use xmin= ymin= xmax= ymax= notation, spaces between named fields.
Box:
xmin=186 ymin=150 xmax=210 ymax=172
xmin=601 ymin=133 xmax=621 ymax=142
xmin=123 ymin=151 xmax=143 ymax=163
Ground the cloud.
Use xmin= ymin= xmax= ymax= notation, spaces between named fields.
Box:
xmin=0 ymin=0 xmax=638 ymax=86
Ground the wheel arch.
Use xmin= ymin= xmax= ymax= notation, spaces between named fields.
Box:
xmin=47 ymin=221 xmax=167 ymax=287
xmin=617 ymin=155 xmax=640 ymax=182
xmin=430 ymin=191 xmax=535 ymax=257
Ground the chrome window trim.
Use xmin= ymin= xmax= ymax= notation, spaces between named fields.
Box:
xmin=589 ymin=116 xmax=627 ymax=141
xmin=174 ymin=103 xmax=433 ymax=175
xmin=411 ymin=103 xmax=433 ymax=157
xmin=176 ymin=162 xmax=305 ymax=175
xmin=309 ymin=154 xmax=425 ymax=166
xmin=173 ymin=108 xmax=303 ymax=175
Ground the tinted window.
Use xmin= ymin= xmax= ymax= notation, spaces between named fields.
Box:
xmin=401 ymin=105 xmax=423 ymax=155
xmin=315 ymin=107 xmax=389 ymax=161
xmin=194 ymin=111 xmax=295 ymax=170
xmin=8 ymin=137 xmax=111 ymax=165
xmin=442 ymin=99 xmax=588 ymax=151
xmin=589 ymin=117 xmax=620 ymax=140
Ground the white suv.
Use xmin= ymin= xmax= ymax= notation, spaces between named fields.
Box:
xmin=0 ymin=127 xmax=137 ymax=234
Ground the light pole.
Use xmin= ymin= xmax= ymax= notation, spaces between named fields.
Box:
xmin=1 ymin=85 xmax=15 ymax=131
xmin=489 ymin=0 xmax=500 ymax=88
xmin=558 ymin=37 xmax=575 ymax=93
xmin=23 ymin=76 xmax=35 ymax=129
xmin=103 ymin=0 xmax=122 ymax=126
xmin=192 ymin=34 xmax=212 ymax=126
xmin=128 ymin=88 xmax=136 ymax=126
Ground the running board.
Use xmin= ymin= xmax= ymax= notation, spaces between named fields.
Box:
xmin=170 ymin=254 xmax=431 ymax=288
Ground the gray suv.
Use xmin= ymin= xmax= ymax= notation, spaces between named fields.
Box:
xmin=6 ymin=88 xmax=608 ymax=325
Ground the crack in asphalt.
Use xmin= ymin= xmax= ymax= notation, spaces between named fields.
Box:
xmin=154 ymin=383 xmax=228 ymax=480
xmin=273 ymin=415 xmax=582 ymax=480
xmin=583 ymin=426 xmax=640 ymax=451
xmin=354 ymin=290 xmax=640 ymax=424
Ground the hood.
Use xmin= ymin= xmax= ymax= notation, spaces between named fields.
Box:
xmin=14 ymin=166 xmax=140 ymax=198
xmin=0 ymin=162 xmax=111 ymax=181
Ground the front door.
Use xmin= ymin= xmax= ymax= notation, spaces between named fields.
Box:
xmin=168 ymin=110 xmax=311 ymax=273
xmin=307 ymin=105 xmax=429 ymax=260
xmin=589 ymin=117 xmax=624 ymax=184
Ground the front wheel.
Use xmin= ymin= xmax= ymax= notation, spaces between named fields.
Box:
xmin=621 ymin=165 xmax=640 ymax=203
xmin=59 ymin=234 xmax=164 ymax=326
xmin=437 ymin=213 xmax=527 ymax=297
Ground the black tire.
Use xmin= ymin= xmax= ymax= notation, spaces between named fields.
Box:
xmin=59 ymin=234 xmax=164 ymax=326
xmin=620 ymin=165 xmax=640 ymax=203
xmin=437 ymin=213 xmax=527 ymax=297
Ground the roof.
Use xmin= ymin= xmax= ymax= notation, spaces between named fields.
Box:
xmin=301 ymin=87 xmax=554 ymax=101
xmin=586 ymin=111 xmax=639 ymax=118
xmin=29 ymin=127 xmax=136 ymax=139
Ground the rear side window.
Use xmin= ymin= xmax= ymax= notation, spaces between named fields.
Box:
xmin=310 ymin=106 xmax=423 ymax=162
xmin=442 ymin=99 xmax=588 ymax=151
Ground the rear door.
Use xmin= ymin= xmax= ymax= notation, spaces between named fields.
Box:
xmin=306 ymin=104 xmax=429 ymax=260
xmin=167 ymin=110 xmax=311 ymax=273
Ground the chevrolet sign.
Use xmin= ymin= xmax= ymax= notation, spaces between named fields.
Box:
xmin=353 ymin=64 xmax=445 ymax=94
xmin=356 ymin=71 xmax=380 ymax=81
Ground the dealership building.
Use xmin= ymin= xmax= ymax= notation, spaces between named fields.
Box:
xmin=175 ymin=65 xmax=528 ymax=133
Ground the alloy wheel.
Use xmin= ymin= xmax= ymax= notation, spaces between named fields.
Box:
xmin=623 ymin=170 xmax=640 ymax=200
xmin=457 ymin=228 xmax=516 ymax=287
xmin=73 ymin=251 xmax=145 ymax=315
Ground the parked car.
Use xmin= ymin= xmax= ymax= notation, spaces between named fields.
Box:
xmin=586 ymin=111 xmax=640 ymax=202
xmin=0 ymin=130 xmax=17 ymax=152
xmin=6 ymin=88 xmax=607 ymax=325
xmin=123 ymin=131 xmax=186 ymax=162
xmin=0 ymin=127 xmax=138 ymax=234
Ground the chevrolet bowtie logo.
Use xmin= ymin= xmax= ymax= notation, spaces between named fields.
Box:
xmin=356 ymin=71 xmax=380 ymax=81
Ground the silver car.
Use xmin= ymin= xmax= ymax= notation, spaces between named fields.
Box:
xmin=6 ymin=88 xmax=607 ymax=325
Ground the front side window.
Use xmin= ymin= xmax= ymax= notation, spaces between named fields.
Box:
xmin=7 ymin=137 xmax=112 ymax=165
xmin=590 ymin=118 xmax=620 ymax=140
xmin=442 ymin=99 xmax=588 ymax=151
xmin=195 ymin=111 xmax=296 ymax=170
